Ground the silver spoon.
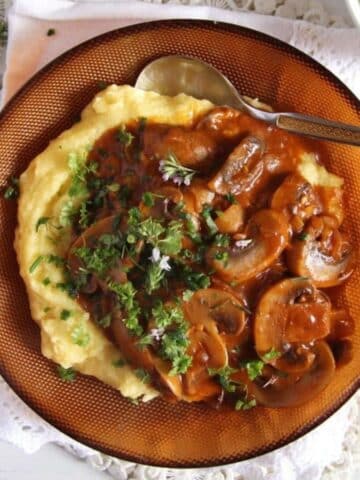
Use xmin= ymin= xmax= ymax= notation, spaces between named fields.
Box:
xmin=135 ymin=56 xmax=360 ymax=146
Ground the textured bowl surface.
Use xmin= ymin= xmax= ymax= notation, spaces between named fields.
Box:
xmin=0 ymin=20 xmax=359 ymax=468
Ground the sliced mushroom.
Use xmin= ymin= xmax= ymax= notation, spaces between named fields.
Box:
xmin=271 ymin=174 xmax=322 ymax=234
xmin=215 ymin=203 xmax=244 ymax=234
xmin=184 ymin=288 xmax=247 ymax=349
xmin=245 ymin=341 xmax=335 ymax=407
xmin=287 ymin=216 xmax=354 ymax=288
xmin=208 ymin=136 xmax=264 ymax=196
xmin=207 ymin=209 xmax=289 ymax=283
xmin=254 ymin=278 xmax=331 ymax=373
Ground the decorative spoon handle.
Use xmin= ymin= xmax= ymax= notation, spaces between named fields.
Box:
xmin=276 ymin=113 xmax=360 ymax=146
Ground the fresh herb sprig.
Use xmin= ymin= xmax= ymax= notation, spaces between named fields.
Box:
xmin=159 ymin=153 xmax=196 ymax=186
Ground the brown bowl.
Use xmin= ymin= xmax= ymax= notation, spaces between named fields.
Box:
xmin=0 ymin=20 xmax=359 ymax=468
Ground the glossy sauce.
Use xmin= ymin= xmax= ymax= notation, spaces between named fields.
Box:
xmin=68 ymin=107 xmax=354 ymax=408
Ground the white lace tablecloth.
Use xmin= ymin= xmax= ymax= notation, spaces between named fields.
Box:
xmin=0 ymin=1 xmax=359 ymax=479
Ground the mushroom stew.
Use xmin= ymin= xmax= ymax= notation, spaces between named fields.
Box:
xmin=66 ymin=106 xmax=355 ymax=409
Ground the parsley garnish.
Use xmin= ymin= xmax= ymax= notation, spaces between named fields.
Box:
xmin=59 ymin=200 xmax=77 ymax=227
xmin=71 ymin=325 xmax=90 ymax=347
xmin=235 ymin=398 xmax=256 ymax=410
xmin=3 ymin=177 xmax=19 ymax=200
xmin=240 ymin=359 xmax=264 ymax=381
xmin=35 ymin=216 xmax=50 ymax=232
xmin=160 ymin=325 xmax=192 ymax=375
xmin=29 ymin=255 xmax=44 ymax=274
xmin=112 ymin=358 xmax=126 ymax=367
xmin=142 ymin=192 xmax=155 ymax=207
xmin=42 ymin=277 xmax=51 ymax=286
xmin=225 ymin=193 xmax=237 ymax=204
xmin=214 ymin=233 xmax=230 ymax=247
xmin=201 ymin=204 xmax=218 ymax=236
xmin=182 ymin=290 xmax=194 ymax=302
xmin=214 ymin=250 xmax=229 ymax=265
xmin=60 ymin=309 xmax=71 ymax=320
xmin=57 ymin=365 xmax=76 ymax=382
xmin=297 ymin=232 xmax=309 ymax=241
xmin=182 ymin=267 xmax=210 ymax=291
xmin=135 ymin=368 xmax=151 ymax=384
xmin=152 ymin=301 xmax=184 ymax=329
xmin=208 ymin=366 xmax=239 ymax=393
xmin=68 ymin=151 xmax=97 ymax=198
xmin=117 ymin=126 xmax=134 ymax=146
xmin=262 ymin=347 xmax=281 ymax=361
xmin=108 ymin=281 xmax=143 ymax=336
xmin=97 ymin=313 xmax=112 ymax=328
xmin=159 ymin=152 xmax=196 ymax=186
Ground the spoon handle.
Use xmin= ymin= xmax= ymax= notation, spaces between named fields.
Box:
xmin=276 ymin=113 xmax=360 ymax=146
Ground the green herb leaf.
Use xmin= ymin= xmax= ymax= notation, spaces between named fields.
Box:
xmin=60 ymin=309 xmax=71 ymax=320
xmin=159 ymin=152 xmax=196 ymax=186
xmin=57 ymin=365 xmax=76 ymax=382
xmin=214 ymin=233 xmax=230 ymax=247
xmin=42 ymin=277 xmax=51 ymax=286
xmin=3 ymin=177 xmax=19 ymax=200
xmin=297 ymin=232 xmax=309 ymax=241
xmin=182 ymin=290 xmax=194 ymax=302
xmin=29 ymin=255 xmax=44 ymax=273
xmin=208 ymin=365 xmax=239 ymax=393
xmin=142 ymin=192 xmax=155 ymax=207
xmin=145 ymin=262 xmax=165 ymax=294
xmin=262 ymin=347 xmax=281 ymax=361
xmin=97 ymin=313 xmax=112 ymax=328
xmin=134 ymin=368 xmax=151 ymax=384
xmin=112 ymin=358 xmax=126 ymax=368
xmin=152 ymin=301 xmax=184 ymax=329
xmin=240 ymin=359 xmax=264 ymax=381
xmin=108 ymin=281 xmax=143 ymax=336
xmin=59 ymin=200 xmax=77 ymax=227
xmin=201 ymin=204 xmax=218 ymax=236
xmin=160 ymin=324 xmax=192 ymax=376
xmin=225 ymin=193 xmax=237 ymax=204
xmin=71 ymin=325 xmax=90 ymax=347
xmin=117 ymin=126 xmax=134 ymax=146
xmin=235 ymin=398 xmax=256 ymax=411
xmin=35 ymin=216 xmax=50 ymax=232
xmin=182 ymin=267 xmax=210 ymax=291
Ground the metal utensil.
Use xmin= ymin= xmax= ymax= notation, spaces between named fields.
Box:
xmin=135 ymin=56 xmax=360 ymax=146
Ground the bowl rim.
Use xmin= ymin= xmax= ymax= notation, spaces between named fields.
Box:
xmin=0 ymin=18 xmax=359 ymax=469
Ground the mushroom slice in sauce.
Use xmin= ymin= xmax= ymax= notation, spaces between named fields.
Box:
xmin=208 ymin=136 xmax=264 ymax=196
xmin=271 ymin=174 xmax=322 ymax=234
xmin=287 ymin=216 xmax=354 ymax=288
xmin=207 ymin=209 xmax=289 ymax=283
xmin=245 ymin=341 xmax=335 ymax=407
xmin=254 ymin=278 xmax=331 ymax=373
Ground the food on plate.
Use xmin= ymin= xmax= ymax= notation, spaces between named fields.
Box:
xmin=15 ymin=85 xmax=354 ymax=409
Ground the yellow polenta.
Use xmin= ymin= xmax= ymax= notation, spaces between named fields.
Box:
xmin=14 ymin=85 xmax=213 ymax=400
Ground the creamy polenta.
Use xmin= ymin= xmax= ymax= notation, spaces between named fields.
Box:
xmin=14 ymin=85 xmax=213 ymax=401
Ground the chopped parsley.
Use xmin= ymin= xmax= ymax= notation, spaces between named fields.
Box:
xmin=108 ymin=281 xmax=142 ymax=336
xmin=225 ymin=193 xmax=237 ymax=204
xmin=214 ymin=233 xmax=230 ymax=247
xmin=59 ymin=200 xmax=77 ymax=227
xmin=182 ymin=290 xmax=194 ymax=302
xmin=71 ymin=325 xmax=90 ymax=347
xmin=60 ymin=309 xmax=71 ymax=320
xmin=240 ymin=359 xmax=264 ymax=381
xmin=117 ymin=126 xmax=134 ymax=146
xmin=35 ymin=216 xmax=50 ymax=232
xmin=262 ymin=347 xmax=281 ymax=361
xmin=42 ymin=277 xmax=51 ymax=286
xmin=208 ymin=366 xmax=239 ymax=393
xmin=235 ymin=398 xmax=256 ymax=411
xmin=160 ymin=325 xmax=192 ymax=376
xmin=112 ymin=358 xmax=126 ymax=368
xmin=182 ymin=267 xmax=210 ymax=291
xmin=297 ymin=232 xmax=309 ymax=241
xmin=152 ymin=301 xmax=183 ymax=329
xmin=97 ymin=313 xmax=112 ymax=328
xmin=135 ymin=368 xmax=151 ymax=384
xmin=142 ymin=191 xmax=155 ymax=207
xmin=3 ymin=177 xmax=19 ymax=200
xmin=68 ymin=151 xmax=97 ymax=198
xmin=57 ymin=365 xmax=76 ymax=382
xmin=201 ymin=204 xmax=218 ymax=236
xmin=214 ymin=250 xmax=229 ymax=265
